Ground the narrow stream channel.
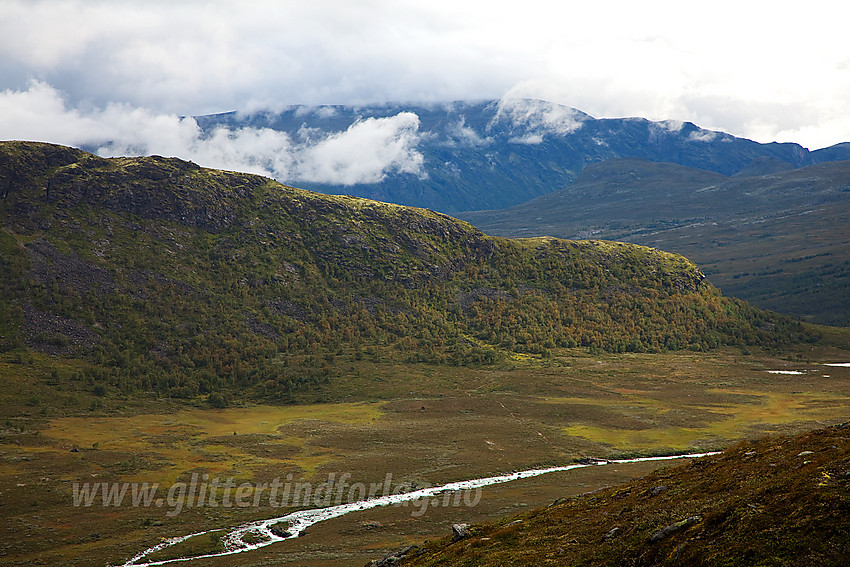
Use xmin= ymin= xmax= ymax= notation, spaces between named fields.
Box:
xmin=118 ymin=451 xmax=720 ymax=567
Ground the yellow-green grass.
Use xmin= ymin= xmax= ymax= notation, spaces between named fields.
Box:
xmin=41 ymin=402 xmax=383 ymax=483
xmin=553 ymin=388 xmax=850 ymax=453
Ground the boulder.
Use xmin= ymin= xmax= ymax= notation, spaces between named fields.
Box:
xmin=452 ymin=523 xmax=470 ymax=541
xmin=648 ymin=515 xmax=701 ymax=543
xmin=269 ymin=522 xmax=291 ymax=538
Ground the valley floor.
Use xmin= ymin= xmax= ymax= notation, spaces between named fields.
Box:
xmin=1 ymin=342 xmax=849 ymax=566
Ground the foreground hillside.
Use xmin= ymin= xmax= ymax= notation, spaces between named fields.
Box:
xmin=385 ymin=422 xmax=850 ymax=567
xmin=461 ymin=158 xmax=850 ymax=326
xmin=0 ymin=142 xmax=816 ymax=402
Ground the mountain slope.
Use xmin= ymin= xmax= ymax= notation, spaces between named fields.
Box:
xmin=192 ymin=99 xmax=848 ymax=213
xmin=460 ymin=159 xmax=850 ymax=325
xmin=0 ymin=141 xmax=815 ymax=401
xmin=386 ymin=422 xmax=850 ymax=567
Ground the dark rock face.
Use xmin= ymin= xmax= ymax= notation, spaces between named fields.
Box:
xmin=44 ymin=159 xmax=265 ymax=233
xmin=22 ymin=303 xmax=100 ymax=355
xmin=26 ymin=239 xmax=115 ymax=295
xmin=0 ymin=145 xmax=264 ymax=233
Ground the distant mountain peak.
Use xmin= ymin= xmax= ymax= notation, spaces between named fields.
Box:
xmin=190 ymin=99 xmax=843 ymax=213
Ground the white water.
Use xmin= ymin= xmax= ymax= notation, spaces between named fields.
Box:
xmin=117 ymin=451 xmax=720 ymax=567
xmin=766 ymin=362 xmax=850 ymax=375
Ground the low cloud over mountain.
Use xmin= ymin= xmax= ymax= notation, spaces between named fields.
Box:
xmin=0 ymin=81 xmax=425 ymax=186
xmin=4 ymin=89 xmax=847 ymax=213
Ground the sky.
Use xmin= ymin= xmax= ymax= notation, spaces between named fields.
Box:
xmin=1 ymin=0 xmax=849 ymax=183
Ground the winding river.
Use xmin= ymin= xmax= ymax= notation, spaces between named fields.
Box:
xmin=118 ymin=451 xmax=720 ymax=567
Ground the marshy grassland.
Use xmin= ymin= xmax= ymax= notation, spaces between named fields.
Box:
xmin=2 ymin=336 xmax=849 ymax=566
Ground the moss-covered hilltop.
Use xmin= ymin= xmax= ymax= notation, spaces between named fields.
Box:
xmin=0 ymin=141 xmax=814 ymax=400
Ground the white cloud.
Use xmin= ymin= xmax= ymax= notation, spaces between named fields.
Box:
xmin=647 ymin=119 xmax=720 ymax=144
xmin=0 ymin=82 xmax=424 ymax=186
xmin=0 ymin=80 xmax=111 ymax=144
xmin=104 ymin=126 xmax=297 ymax=180
xmin=660 ymin=120 xmax=685 ymax=133
xmin=491 ymin=97 xmax=586 ymax=144
xmin=313 ymin=106 xmax=339 ymax=120
xmin=1 ymin=1 xmax=848 ymax=150
xmin=687 ymin=130 xmax=719 ymax=143
xmin=295 ymin=113 xmax=425 ymax=185
xmin=445 ymin=117 xmax=491 ymax=147
xmin=508 ymin=134 xmax=545 ymax=145
xmin=0 ymin=81 xmax=295 ymax=177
